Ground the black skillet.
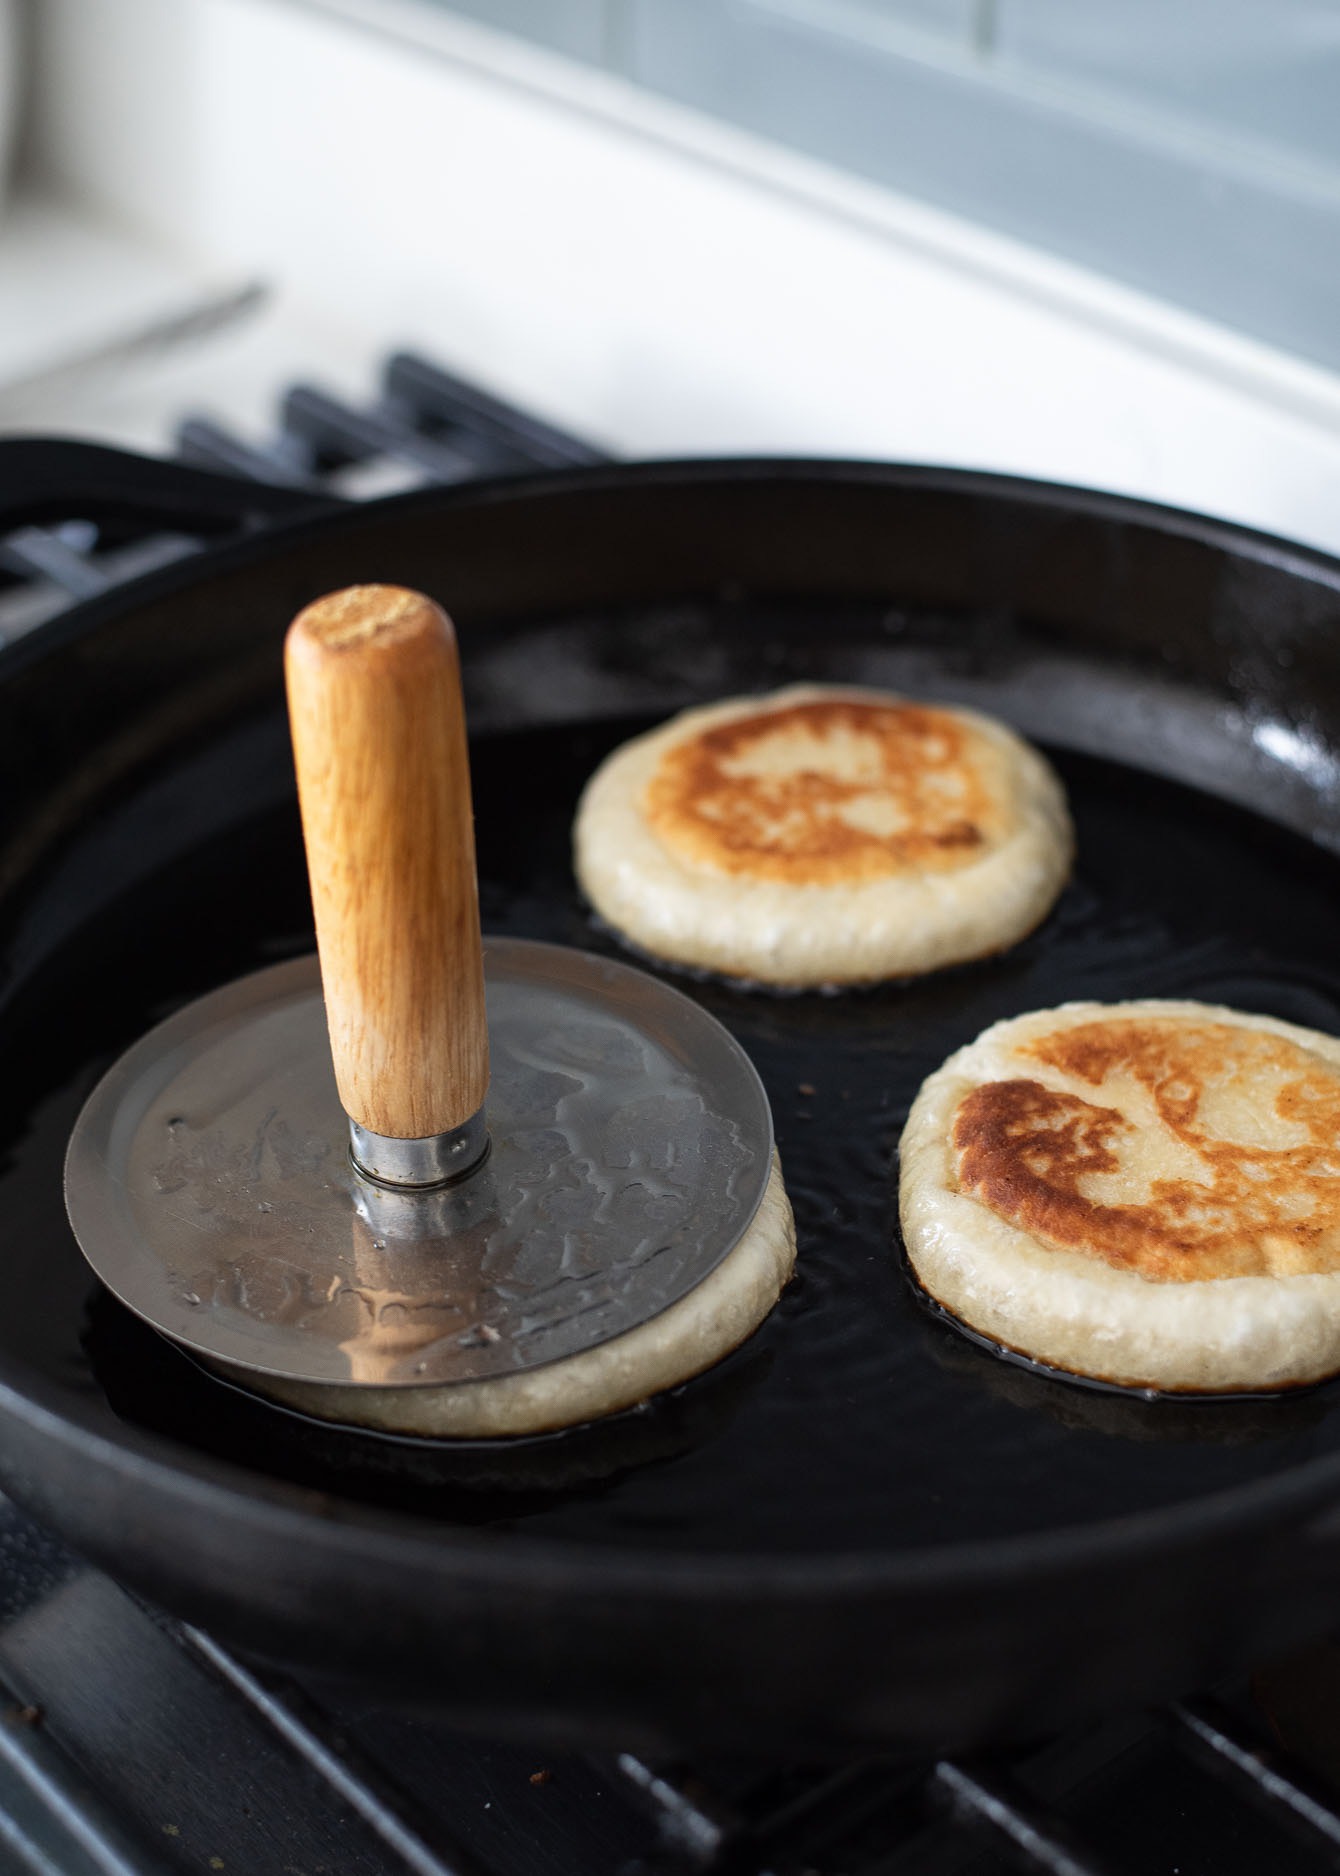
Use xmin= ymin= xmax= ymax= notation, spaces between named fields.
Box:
xmin=3 ymin=438 xmax=1340 ymax=1759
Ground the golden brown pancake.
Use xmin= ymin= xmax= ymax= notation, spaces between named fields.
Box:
xmin=574 ymin=685 xmax=1072 ymax=987
xmin=643 ymin=695 xmax=1015 ymax=885
xmin=899 ymin=1001 xmax=1340 ymax=1392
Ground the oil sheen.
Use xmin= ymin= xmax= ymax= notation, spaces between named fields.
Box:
xmin=8 ymin=715 xmax=1340 ymax=1556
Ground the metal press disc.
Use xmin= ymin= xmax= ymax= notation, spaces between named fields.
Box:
xmin=64 ymin=939 xmax=773 ymax=1389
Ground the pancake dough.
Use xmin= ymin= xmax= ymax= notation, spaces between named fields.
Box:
xmin=900 ymin=1000 xmax=1340 ymax=1391
xmin=245 ymin=1152 xmax=795 ymax=1436
xmin=574 ymin=685 xmax=1072 ymax=987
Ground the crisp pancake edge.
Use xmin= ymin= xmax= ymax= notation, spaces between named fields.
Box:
xmin=573 ymin=685 xmax=1074 ymax=987
xmin=898 ymin=999 xmax=1340 ymax=1393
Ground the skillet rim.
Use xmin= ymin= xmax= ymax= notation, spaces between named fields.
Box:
xmin=4 ymin=451 xmax=1340 ymax=690
xmin=5 ymin=450 xmax=1340 ymax=1593
xmin=4 ymin=1346 xmax=1340 ymax=1593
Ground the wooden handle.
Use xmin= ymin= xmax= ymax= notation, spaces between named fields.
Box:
xmin=285 ymin=585 xmax=488 ymax=1138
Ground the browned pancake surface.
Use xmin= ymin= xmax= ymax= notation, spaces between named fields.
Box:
xmin=643 ymin=698 xmax=1013 ymax=885
xmin=952 ymin=1018 xmax=1340 ymax=1281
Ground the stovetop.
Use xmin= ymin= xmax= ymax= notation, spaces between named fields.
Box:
xmin=5 ymin=1484 xmax=1340 ymax=1876
xmin=5 ymin=355 xmax=1340 ymax=1876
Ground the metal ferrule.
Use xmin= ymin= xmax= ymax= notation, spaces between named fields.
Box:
xmin=348 ymin=1108 xmax=489 ymax=1190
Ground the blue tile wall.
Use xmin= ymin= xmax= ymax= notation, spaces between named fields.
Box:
xmin=996 ymin=1 xmax=1340 ymax=171
xmin=415 ymin=0 xmax=1340 ymax=372
xmin=746 ymin=0 xmax=979 ymax=51
xmin=418 ymin=0 xmax=614 ymax=64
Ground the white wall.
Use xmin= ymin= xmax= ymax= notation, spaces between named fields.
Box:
xmin=22 ymin=0 xmax=1340 ymax=555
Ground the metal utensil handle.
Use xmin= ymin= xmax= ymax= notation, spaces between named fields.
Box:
xmin=285 ymin=585 xmax=489 ymax=1144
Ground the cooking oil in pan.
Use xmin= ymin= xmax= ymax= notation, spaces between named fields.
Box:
xmin=6 ymin=715 xmax=1340 ymax=1557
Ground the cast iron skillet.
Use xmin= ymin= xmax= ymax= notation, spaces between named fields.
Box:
xmin=2 ymin=439 xmax=1340 ymax=1759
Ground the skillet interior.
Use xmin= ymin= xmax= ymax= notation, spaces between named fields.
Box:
xmin=4 ymin=462 xmax=1340 ymax=1751
xmin=47 ymin=717 xmax=1340 ymax=1536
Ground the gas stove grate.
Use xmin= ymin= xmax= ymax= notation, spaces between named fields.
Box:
xmin=0 ymin=350 xmax=608 ymax=640
xmin=178 ymin=351 xmax=607 ymax=496
xmin=5 ymin=1490 xmax=1340 ymax=1876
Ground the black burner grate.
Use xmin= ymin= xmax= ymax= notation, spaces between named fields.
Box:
xmin=0 ymin=351 xmax=607 ymax=639
xmin=6 ymin=1490 xmax=1340 ymax=1876
xmin=180 ymin=350 xmax=608 ymax=490
xmin=5 ymin=354 xmax=1340 ymax=1875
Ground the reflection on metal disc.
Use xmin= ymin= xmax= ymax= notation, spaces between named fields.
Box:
xmin=65 ymin=940 xmax=773 ymax=1388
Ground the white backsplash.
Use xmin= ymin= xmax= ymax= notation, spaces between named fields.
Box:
xmin=8 ymin=0 xmax=1340 ymax=558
